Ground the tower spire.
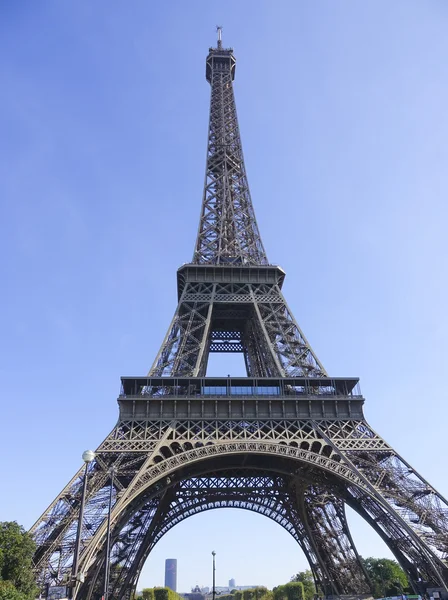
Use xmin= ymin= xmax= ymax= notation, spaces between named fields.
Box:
xmin=195 ymin=33 xmax=268 ymax=265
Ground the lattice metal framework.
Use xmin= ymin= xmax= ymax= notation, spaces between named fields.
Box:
xmin=149 ymin=277 xmax=326 ymax=378
xmin=31 ymin=30 xmax=448 ymax=600
xmin=193 ymin=36 xmax=267 ymax=266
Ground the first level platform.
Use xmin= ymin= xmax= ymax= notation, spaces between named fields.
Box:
xmin=118 ymin=376 xmax=364 ymax=421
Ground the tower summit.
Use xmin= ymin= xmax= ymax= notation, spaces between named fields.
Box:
xmin=216 ymin=25 xmax=223 ymax=50
xmin=198 ymin=27 xmax=264 ymax=266
xmin=30 ymin=33 xmax=448 ymax=600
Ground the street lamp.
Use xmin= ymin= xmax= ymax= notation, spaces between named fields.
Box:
xmin=103 ymin=467 xmax=116 ymax=600
xmin=71 ymin=450 xmax=95 ymax=599
xmin=212 ymin=551 xmax=216 ymax=600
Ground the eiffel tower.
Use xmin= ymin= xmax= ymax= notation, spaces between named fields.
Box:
xmin=31 ymin=30 xmax=448 ymax=600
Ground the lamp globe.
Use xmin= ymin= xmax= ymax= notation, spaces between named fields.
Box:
xmin=82 ymin=450 xmax=95 ymax=463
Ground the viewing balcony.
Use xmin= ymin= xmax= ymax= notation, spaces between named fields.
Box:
xmin=117 ymin=377 xmax=364 ymax=421
xmin=119 ymin=376 xmax=361 ymax=398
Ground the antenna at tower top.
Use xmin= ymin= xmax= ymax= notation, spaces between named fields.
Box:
xmin=216 ymin=25 xmax=223 ymax=49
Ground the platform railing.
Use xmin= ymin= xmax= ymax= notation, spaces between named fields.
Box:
xmin=119 ymin=377 xmax=362 ymax=400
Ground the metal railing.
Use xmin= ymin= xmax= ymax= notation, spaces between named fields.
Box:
xmin=119 ymin=377 xmax=361 ymax=400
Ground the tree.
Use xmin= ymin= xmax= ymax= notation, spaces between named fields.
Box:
xmin=138 ymin=588 xmax=183 ymax=600
xmin=361 ymin=558 xmax=409 ymax=598
xmin=0 ymin=522 xmax=38 ymax=600
xmin=273 ymin=582 xmax=305 ymax=600
xmin=0 ymin=581 xmax=27 ymax=600
xmin=221 ymin=588 xmax=271 ymax=600
xmin=290 ymin=571 xmax=315 ymax=600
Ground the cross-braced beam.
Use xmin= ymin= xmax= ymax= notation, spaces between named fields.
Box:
xmin=193 ymin=43 xmax=267 ymax=266
xmin=149 ymin=280 xmax=326 ymax=377
xmin=31 ymin=410 xmax=448 ymax=598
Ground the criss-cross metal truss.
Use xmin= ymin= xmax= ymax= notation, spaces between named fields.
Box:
xmin=149 ymin=276 xmax=326 ymax=378
xmin=31 ymin=32 xmax=448 ymax=600
xmin=149 ymin=36 xmax=326 ymax=380
xmin=31 ymin=393 xmax=448 ymax=599
xmin=193 ymin=38 xmax=267 ymax=266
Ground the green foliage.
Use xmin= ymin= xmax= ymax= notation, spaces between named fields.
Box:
xmin=0 ymin=581 xmax=27 ymax=600
xmin=220 ymin=587 xmax=272 ymax=600
xmin=361 ymin=558 xmax=409 ymax=598
xmin=291 ymin=560 xmax=409 ymax=600
xmin=243 ymin=587 xmax=271 ymax=600
xmin=290 ymin=571 xmax=315 ymax=600
xmin=273 ymin=582 xmax=305 ymax=600
xmin=141 ymin=587 xmax=183 ymax=600
xmin=154 ymin=588 xmax=169 ymax=600
xmin=0 ymin=522 xmax=38 ymax=600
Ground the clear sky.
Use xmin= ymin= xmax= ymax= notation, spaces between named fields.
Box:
xmin=1 ymin=0 xmax=448 ymax=594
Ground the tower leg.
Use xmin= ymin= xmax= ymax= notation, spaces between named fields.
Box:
xmin=296 ymin=485 xmax=372 ymax=595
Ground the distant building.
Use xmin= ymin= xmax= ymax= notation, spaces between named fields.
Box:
xmin=165 ymin=558 xmax=177 ymax=592
xmin=181 ymin=585 xmax=205 ymax=600
xmin=202 ymin=584 xmax=258 ymax=598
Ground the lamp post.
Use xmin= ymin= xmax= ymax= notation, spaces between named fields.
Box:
xmin=103 ymin=467 xmax=115 ymax=600
xmin=212 ymin=551 xmax=216 ymax=600
xmin=71 ymin=450 xmax=95 ymax=599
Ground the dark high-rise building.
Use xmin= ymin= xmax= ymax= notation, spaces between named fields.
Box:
xmin=165 ymin=559 xmax=177 ymax=592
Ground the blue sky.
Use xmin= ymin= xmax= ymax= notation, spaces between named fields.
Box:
xmin=1 ymin=0 xmax=448 ymax=593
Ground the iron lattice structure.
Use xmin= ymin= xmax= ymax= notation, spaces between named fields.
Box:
xmin=31 ymin=32 xmax=448 ymax=600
